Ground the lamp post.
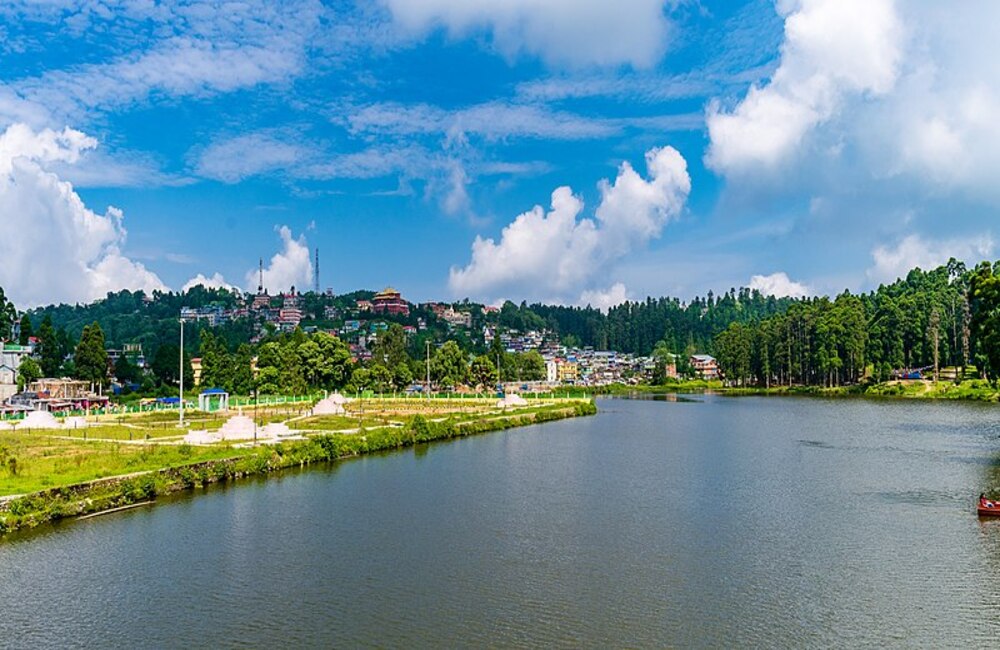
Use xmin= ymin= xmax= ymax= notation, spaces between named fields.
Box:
xmin=179 ymin=316 xmax=185 ymax=427
xmin=425 ymin=340 xmax=431 ymax=400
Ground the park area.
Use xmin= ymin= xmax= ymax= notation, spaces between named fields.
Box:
xmin=0 ymin=395 xmax=591 ymax=498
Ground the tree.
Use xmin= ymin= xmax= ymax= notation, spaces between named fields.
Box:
xmin=198 ymin=330 xmax=233 ymax=389
xmin=392 ymin=363 xmax=413 ymax=391
xmin=370 ymin=364 xmax=393 ymax=393
xmin=114 ymin=354 xmax=141 ymax=385
xmin=17 ymin=314 xmax=33 ymax=345
xmin=0 ymin=288 xmax=16 ymax=341
xmin=74 ymin=322 xmax=109 ymax=386
xmin=432 ymin=341 xmax=468 ymax=387
xmin=516 ymin=350 xmax=546 ymax=381
xmin=17 ymin=357 xmax=41 ymax=391
xmin=372 ymin=323 xmax=410 ymax=369
xmin=470 ymin=355 xmax=497 ymax=391
xmin=37 ymin=315 xmax=63 ymax=377
xmin=151 ymin=343 xmax=192 ymax=391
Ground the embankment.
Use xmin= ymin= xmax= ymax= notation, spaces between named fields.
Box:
xmin=0 ymin=401 xmax=596 ymax=536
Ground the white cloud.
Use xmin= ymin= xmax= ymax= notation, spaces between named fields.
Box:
xmin=345 ymin=101 xmax=619 ymax=141
xmin=382 ymin=0 xmax=672 ymax=68
xmin=182 ymin=273 xmax=241 ymax=293
xmin=749 ymin=272 xmax=810 ymax=298
xmin=4 ymin=1 xmax=325 ymax=124
xmin=867 ymin=234 xmax=993 ymax=286
xmin=579 ymin=283 xmax=629 ymax=312
xmin=449 ymin=146 xmax=690 ymax=304
xmin=0 ymin=123 xmax=167 ymax=307
xmin=706 ymin=0 xmax=902 ymax=173
xmin=245 ymin=226 xmax=313 ymax=293
xmin=195 ymin=132 xmax=308 ymax=183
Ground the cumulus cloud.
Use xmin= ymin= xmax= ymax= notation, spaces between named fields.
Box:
xmin=449 ymin=146 xmax=690 ymax=304
xmin=245 ymin=226 xmax=313 ymax=293
xmin=382 ymin=0 xmax=672 ymax=68
xmin=0 ymin=123 xmax=167 ymax=307
xmin=182 ymin=273 xmax=241 ymax=293
xmin=580 ymin=283 xmax=629 ymax=312
xmin=706 ymin=0 xmax=902 ymax=173
xmin=867 ymin=234 xmax=993 ymax=286
xmin=749 ymin=272 xmax=810 ymax=298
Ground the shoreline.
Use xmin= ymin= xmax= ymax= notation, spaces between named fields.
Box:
xmin=584 ymin=379 xmax=1000 ymax=402
xmin=0 ymin=400 xmax=596 ymax=537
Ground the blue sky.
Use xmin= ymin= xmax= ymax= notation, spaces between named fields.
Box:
xmin=1 ymin=0 xmax=998 ymax=308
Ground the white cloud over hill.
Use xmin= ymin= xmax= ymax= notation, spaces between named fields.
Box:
xmin=244 ymin=226 xmax=313 ymax=294
xmin=449 ymin=146 xmax=690 ymax=306
xmin=867 ymin=234 xmax=993 ymax=286
xmin=0 ymin=123 xmax=166 ymax=307
xmin=749 ymin=272 xmax=810 ymax=298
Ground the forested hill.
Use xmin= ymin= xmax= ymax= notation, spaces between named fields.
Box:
xmin=9 ymin=258 xmax=1000 ymax=390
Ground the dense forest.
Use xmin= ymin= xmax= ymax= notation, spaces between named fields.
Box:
xmin=7 ymin=257 xmax=1000 ymax=392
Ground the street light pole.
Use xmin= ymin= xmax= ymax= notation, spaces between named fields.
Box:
xmin=425 ymin=340 xmax=431 ymax=399
xmin=179 ymin=316 xmax=185 ymax=427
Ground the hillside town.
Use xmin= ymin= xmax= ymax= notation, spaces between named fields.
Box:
xmin=0 ymin=283 xmax=721 ymax=417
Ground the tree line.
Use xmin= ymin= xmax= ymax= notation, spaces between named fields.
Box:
xmin=712 ymin=261 xmax=988 ymax=387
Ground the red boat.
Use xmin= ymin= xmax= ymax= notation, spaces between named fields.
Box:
xmin=978 ymin=504 xmax=1000 ymax=517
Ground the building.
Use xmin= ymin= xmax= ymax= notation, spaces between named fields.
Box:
xmin=0 ymin=343 xmax=34 ymax=400
xmin=278 ymin=291 xmax=303 ymax=330
xmin=18 ymin=378 xmax=109 ymax=412
xmin=372 ymin=287 xmax=410 ymax=316
xmin=251 ymin=291 xmax=271 ymax=310
xmin=441 ymin=306 xmax=472 ymax=328
xmin=190 ymin=357 xmax=203 ymax=386
xmin=106 ymin=343 xmax=146 ymax=369
xmin=690 ymin=354 xmax=720 ymax=380
xmin=557 ymin=361 xmax=579 ymax=384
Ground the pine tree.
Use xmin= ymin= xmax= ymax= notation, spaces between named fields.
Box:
xmin=73 ymin=322 xmax=109 ymax=386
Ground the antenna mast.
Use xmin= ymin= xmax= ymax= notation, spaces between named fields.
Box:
xmin=258 ymin=257 xmax=264 ymax=293
xmin=314 ymin=247 xmax=320 ymax=294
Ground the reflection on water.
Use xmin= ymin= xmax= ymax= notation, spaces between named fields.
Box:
xmin=3 ymin=395 xmax=1000 ymax=647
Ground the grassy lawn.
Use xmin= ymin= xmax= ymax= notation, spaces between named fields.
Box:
xmin=0 ymin=396 xmax=595 ymax=498
xmin=0 ymin=433 xmax=239 ymax=496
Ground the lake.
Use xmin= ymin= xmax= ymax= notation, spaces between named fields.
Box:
xmin=3 ymin=395 xmax=1000 ymax=647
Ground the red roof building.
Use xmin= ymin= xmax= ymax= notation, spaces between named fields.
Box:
xmin=372 ymin=287 xmax=409 ymax=316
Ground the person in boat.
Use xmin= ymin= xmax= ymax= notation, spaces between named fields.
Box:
xmin=980 ymin=493 xmax=996 ymax=508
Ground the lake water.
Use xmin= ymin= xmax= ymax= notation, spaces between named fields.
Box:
xmin=3 ymin=395 xmax=1000 ymax=647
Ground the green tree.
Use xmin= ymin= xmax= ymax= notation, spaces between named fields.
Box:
xmin=470 ymin=355 xmax=497 ymax=391
xmin=17 ymin=356 xmax=41 ymax=391
xmin=17 ymin=314 xmax=33 ymax=345
xmin=372 ymin=323 xmax=410 ymax=369
xmin=0 ymin=288 xmax=16 ymax=341
xmin=113 ymin=354 xmax=141 ymax=385
xmin=516 ymin=350 xmax=546 ymax=381
xmin=37 ymin=315 xmax=63 ymax=377
xmin=198 ymin=330 xmax=233 ymax=389
xmin=432 ymin=341 xmax=469 ymax=387
xmin=73 ymin=322 xmax=109 ymax=386
xmin=370 ymin=364 xmax=393 ymax=392
xmin=151 ymin=343 xmax=192 ymax=391
xmin=391 ymin=362 xmax=413 ymax=391
xmin=970 ymin=262 xmax=1000 ymax=382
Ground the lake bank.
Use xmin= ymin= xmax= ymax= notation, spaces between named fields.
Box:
xmin=0 ymin=399 xmax=596 ymax=536
xmin=588 ymin=378 xmax=1000 ymax=402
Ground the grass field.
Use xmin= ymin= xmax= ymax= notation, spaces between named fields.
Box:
xmin=0 ymin=434 xmax=239 ymax=495
xmin=0 ymin=396 xmax=585 ymax=497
